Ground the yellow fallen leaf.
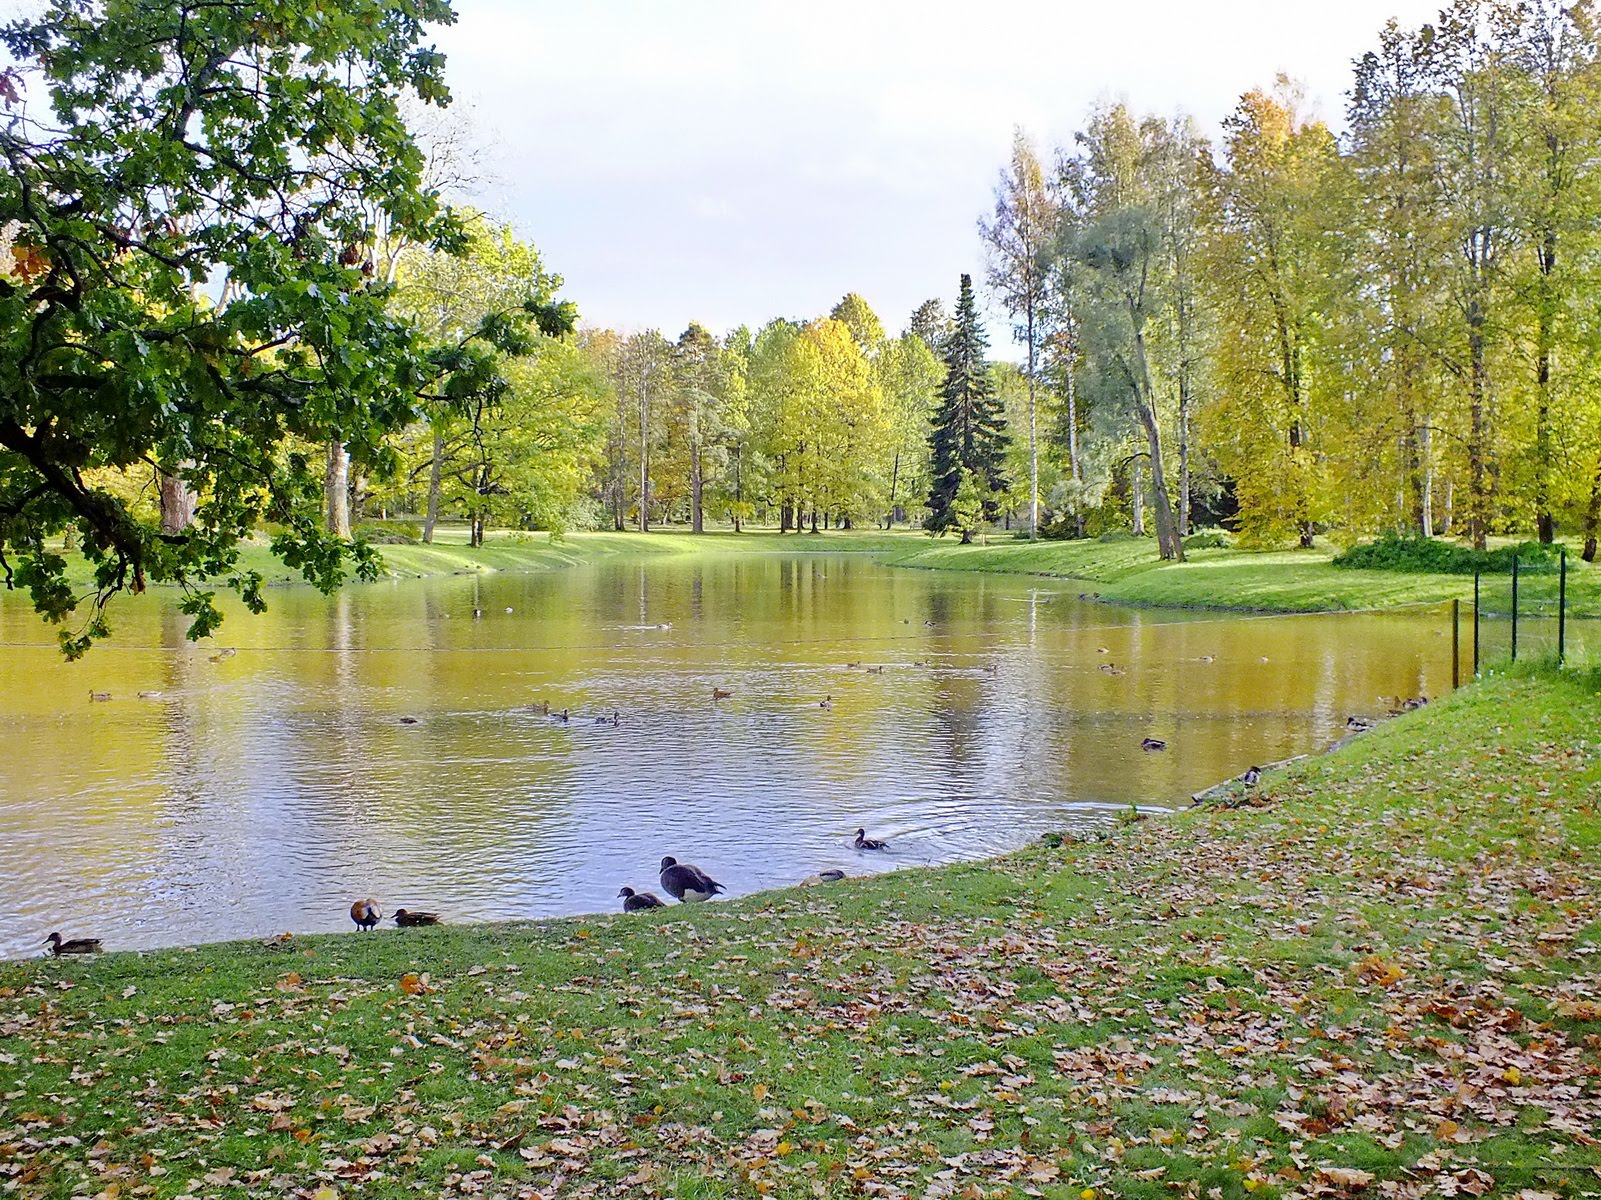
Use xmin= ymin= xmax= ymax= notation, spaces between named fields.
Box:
xmin=399 ymin=973 xmax=426 ymax=995
xmin=753 ymin=1083 xmax=769 ymax=1102
xmin=1502 ymin=1065 xmax=1522 ymax=1085
xmin=1435 ymin=1118 xmax=1459 ymax=1140
xmin=775 ymin=1140 xmax=793 ymax=1157
xmin=1318 ymin=1166 xmax=1375 ymax=1189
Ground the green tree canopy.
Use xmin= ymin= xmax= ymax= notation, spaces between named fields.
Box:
xmin=0 ymin=0 xmax=548 ymax=655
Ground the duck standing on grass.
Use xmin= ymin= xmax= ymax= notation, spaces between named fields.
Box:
xmin=44 ymin=932 xmax=102 ymax=955
xmin=393 ymin=909 xmax=441 ymax=927
xmin=350 ymin=898 xmax=381 ymax=931
xmin=659 ymin=856 xmax=726 ymax=902
xmin=618 ymin=887 xmax=666 ymax=911
xmin=854 ymin=828 xmax=888 ymax=850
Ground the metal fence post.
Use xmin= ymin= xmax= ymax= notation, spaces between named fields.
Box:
xmin=1511 ymin=554 xmax=1520 ymax=662
xmin=1452 ymin=598 xmax=1461 ymax=690
xmin=1473 ymin=572 xmax=1481 ymax=676
xmin=1559 ymin=549 xmax=1568 ymax=665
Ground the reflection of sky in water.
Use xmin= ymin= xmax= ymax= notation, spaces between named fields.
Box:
xmin=0 ymin=554 xmax=1465 ymax=956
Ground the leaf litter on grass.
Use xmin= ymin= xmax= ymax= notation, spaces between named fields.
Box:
xmin=1 ymin=671 xmax=1599 ymax=1199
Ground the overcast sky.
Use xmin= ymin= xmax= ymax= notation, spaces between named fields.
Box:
xmin=433 ymin=1 xmax=1443 ymax=344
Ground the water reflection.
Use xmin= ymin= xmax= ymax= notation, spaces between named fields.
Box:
xmin=0 ymin=554 xmax=1459 ymax=956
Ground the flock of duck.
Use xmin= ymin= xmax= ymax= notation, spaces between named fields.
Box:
xmin=39 ymin=829 xmax=894 ymax=956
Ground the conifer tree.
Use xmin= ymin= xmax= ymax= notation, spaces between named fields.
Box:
xmin=926 ymin=275 xmax=1009 ymax=539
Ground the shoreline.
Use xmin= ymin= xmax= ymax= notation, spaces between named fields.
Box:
xmin=4 ymin=665 xmax=1598 ymax=1194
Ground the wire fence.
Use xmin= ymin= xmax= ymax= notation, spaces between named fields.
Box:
xmin=1471 ymin=549 xmax=1588 ymax=673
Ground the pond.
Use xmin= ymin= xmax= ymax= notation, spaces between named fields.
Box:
xmin=0 ymin=552 xmax=1459 ymax=957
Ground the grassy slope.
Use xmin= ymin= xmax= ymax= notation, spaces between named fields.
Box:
xmin=4 ymin=667 xmax=1598 ymax=1199
xmin=883 ymin=537 xmax=1601 ymax=617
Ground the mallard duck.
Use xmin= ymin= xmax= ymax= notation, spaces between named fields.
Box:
xmin=618 ymin=887 xmax=666 ymax=911
xmin=1096 ymin=646 xmax=1110 ymax=655
xmin=846 ymin=661 xmax=862 ymax=669
xmin=553 ymin=709 xmax=570 ymax=723
xmin=1346 ymin=715 xmax=1375 ymax=731
xmin=1140 ymin=737 xmax=1167 ymax=752
xmin=393 ymin=909 xmax=441 ymax=927
xmin=1241 ymin=765 xmax=1261 ymax=787
xmin=350 ymin=898 xmax=381 ymax=931
xmin=89 ymin=691 xmax=112 ymax=702
xmin=1099 ymin=664 xmax=1124 ymax=676
xmin=659 ymin=856 xmax=726 ymax=902
xmin=209 ymin=647 xmax=236 ymax=663
xmin=399 ymin=716 xmax=420 ymax=725
xmin=137 ymin=690 xmax=164 ymax=700
xmin=528 ymin=700 xmax=551 ymax=715
xmin=712 ymin=687 xmax=733 ymax=700
xmin=854 ymin=828 xmax=888 ymax=850
xmin=1401 ymin=696 xmax=1429 ymax=711
xmin=1200 ymin=655 xmax=1215 ymax=663
xmin=44 ymin=932 xmax=102 ymax=956
xmin=595 ymin=711 xmax=620 ymax=726
xmin=819 ymin=695 xmax=833 ymax=710
xmin=472 ymin=608 xmax=483 ymax=619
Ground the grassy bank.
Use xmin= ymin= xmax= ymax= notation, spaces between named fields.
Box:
xmin=210 ymin=529 xmax=918 ymax=586
xmin=4 ymin=666 xmax=1599 ymax=1198
xmin=882 ymin=536 xmax=1601 ymax=617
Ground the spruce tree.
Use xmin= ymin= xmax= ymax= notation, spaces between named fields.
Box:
xmin=926 ymin=275 xmax=1009 ymax=539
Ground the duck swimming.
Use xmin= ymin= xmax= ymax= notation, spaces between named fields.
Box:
xmin=659 ymin=857 xmax=726 ymax=902
xmin=1140 ymin=737 xmax=1167 ymax=752
xmin=854 ymin=828 xmax=888 ymax=850
xmin=712 ymin=687 xmax=733 ymax=700
xmin=618 ymin=887 xmax=666 ymax=911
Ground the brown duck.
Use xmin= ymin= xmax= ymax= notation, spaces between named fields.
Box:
xmin=350 ymin=898 xmax=381 ymax=931
xmin=45 ymin=932 xmax=103 ymax=955
xmin=393 ymin=909 xmax=441 ymax=927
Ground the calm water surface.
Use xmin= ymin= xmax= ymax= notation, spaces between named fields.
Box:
xmin=0 ymin=553 xmax=1459 ymax=957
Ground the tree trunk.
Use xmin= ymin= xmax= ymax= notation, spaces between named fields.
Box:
xmin=1067 ymin=367 xmax=1083 ymax=539
xmin=1466 ymin=300 xmax=1490 ymax=551
xmin=1419 ymin=424 xmax=1433 ymax=538
xmin=158 ymin=470 xmax=195 ymax=536
xmin=423 ymin=425 xmax=444 ymax=543
xmin=690 ymin=439 xmax=703 ymax=534
xmin=1131 ymin=457 xmax=1146 ymax=537
xmin=887 ymin=449 xmax=900 ymax=530
xmin=1581 ymin=456 xmax=1601 ymax=562
xmin=1177 ymin=381 xmax=1190 ymax=539
xmin=1442 ymin=480 xmax=1454 ymax=538
xmin=1536 ymin=227 xmax=1557 ymax=544
xmin=1026 ymin=308 xmax=1039 ymax=541
xmin=1127 ymin=300 xmax=1183 ymax=560
xmin=325 ymin=441 xmax=350 ymax=537
xmin=732 ymin=444 xmax=743 ymax=533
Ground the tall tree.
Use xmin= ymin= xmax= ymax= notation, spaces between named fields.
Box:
xmin=1201 ymin=80 xmax=1340 ymax=547
xmin=980 ymin=127 xmax=1058 ymax=540
xmin=926 ymin=275 xmax=1009 ymax=541
xmin=0 ymin=0 xmax=495 ymax=655
xmin=829 ymin=293 xmax=886 ymax=354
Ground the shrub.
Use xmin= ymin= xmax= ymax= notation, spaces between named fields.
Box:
xmin=1333 ymin=531 xmax=1560 ymax=575
xmin=1182 ymin=529 xmax=1232 ymax=550
xmin=354 ymin=519 xmax=421 ymax=545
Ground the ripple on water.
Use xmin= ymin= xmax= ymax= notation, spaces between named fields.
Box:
xmin=0 ymin=555 xmax=1454 ymax=955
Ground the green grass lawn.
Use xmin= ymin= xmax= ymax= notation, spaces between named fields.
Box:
xmin=4 ymin=665 xmax=1598 ymax=1198
xmin=882 ymin=536 xmax=1601 ymax=619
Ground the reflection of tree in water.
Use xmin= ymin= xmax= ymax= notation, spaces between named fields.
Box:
xmin=928 ymin=672 xmax=986 ymax=777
